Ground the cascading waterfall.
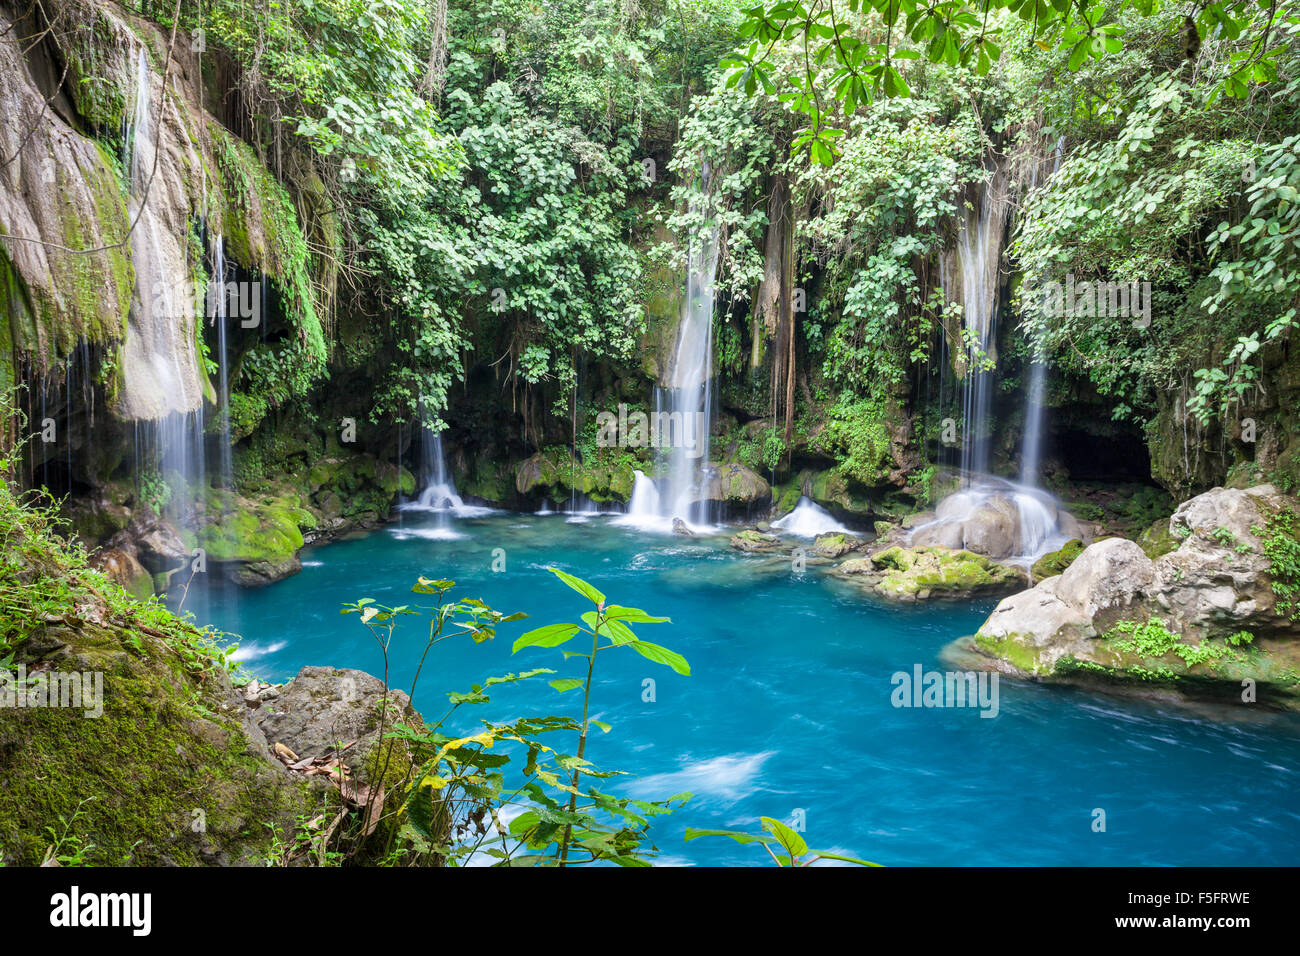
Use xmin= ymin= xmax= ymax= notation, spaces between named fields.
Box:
xmin=624 ymin=178 xmax=720 ymax=531
xmin=396 ymin=425 xmax=494 ymax=539
xmin=125 ymin=46 xmax=207 ymax=552
xmin=415 ymin=428 xmax=464 ymax=511
xmin=210 ymin=235 xmax=233 ymax=490
xmin=919 ymin=152 xmax=1070 ymax=561
xmin=1019 ymin=358 xmax=1046 ymax=487
xmin=949 ymin=160 xmax=1011 ymax=483
xmin=1017 ymin=137 xmax=1063 ymax=489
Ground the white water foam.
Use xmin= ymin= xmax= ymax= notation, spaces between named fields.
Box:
xmin=771 ymin=497 xmax=851 ymax=537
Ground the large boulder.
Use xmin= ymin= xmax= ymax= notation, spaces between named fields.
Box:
xmin=699 ymin=462 xmax=771 ymax=508
xmin=965 ymin=485 xmax=1300 ymax=709
xmin=254 ymin=666 xmax=419 ymax=766
xmin=909 ymin=486 xmax=1074 ymax=559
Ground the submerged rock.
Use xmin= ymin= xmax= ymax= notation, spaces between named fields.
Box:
xmin=810 ymin=532 xmax=860 ymax=559
xmin=834 ymin=545 xmax=1027 ymax=601
xmin=964 ymin=485 xmax=1300 ymax=710
xmin=730 ymin=529 xmax=781 ymax=553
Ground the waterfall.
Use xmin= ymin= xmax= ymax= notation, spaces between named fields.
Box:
xmin=1017 ymin=137 xmax=1064 ymax=488
xmin=128 ymin=47 xmax=151 ymax=189
xmin=921 ymin=152 xmax=1070 ymax=561
xmin=945 ymin=158 xmax=1011 ymax=484
xmin=625 ymin=470 xmax=660 ymax=519
xmin=210 ymin=236 xmax=233 ymax=489
xmin=623 ymin=182 xmax=720 ymax=531
xmin=1019 ymin=358 xmax=1047 ymax=486
xmin=121 ymin=44 xmax=203 ymax=421
xmin=415 ymin=428 xmax=464 ymax=511
xmin=771 ymin=497 xmax=850 ymax=538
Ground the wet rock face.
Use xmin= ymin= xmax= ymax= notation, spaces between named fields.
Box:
xmin=699 ymin=462 xmax=771 ymax=508
xmin=908 ymin=481 xmax=1081 ymax=560
xmin=968 ymin=485 xmax=1300 ymax=708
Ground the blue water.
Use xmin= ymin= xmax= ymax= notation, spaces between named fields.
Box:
xmin=185 ymin=511 xmax=1300 ymax=866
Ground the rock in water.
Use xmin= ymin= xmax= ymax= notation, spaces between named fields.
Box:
xmin=672 ymin=517 xmax=694 ymax=536
xmin=965 ymin=485 xmax=1300 ymax=709
xmin=834 ymin=545 xmax=1026 ymax=601
xmin=730 ymin=529 xmax=780 ymax=552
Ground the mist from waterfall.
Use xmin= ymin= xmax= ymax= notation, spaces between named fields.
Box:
xmin=771 ymin=497 xmax=850 ymax=538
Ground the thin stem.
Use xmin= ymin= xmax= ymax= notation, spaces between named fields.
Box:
xmin=558 ymin=617 xmax=601 ymax=866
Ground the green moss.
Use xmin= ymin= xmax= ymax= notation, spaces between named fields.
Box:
xmin=212 ymin=128 xmax=326 ymax=364
xmin=1137 ymin=517 xmax=1179 ymax=559
xmin=196 ymin=494 xmax=305 ymax=563
xmin=0 ymin=657 xmax=312 ymax=865
xmin=516 ymin=447 xmax=637 ymax=502
xmin=973 ymin=633 xmax=1048 ymax=674
xmin=864 ymin=546 xmax=1023 ymax=597
xmin=1031 ymin=539 xmax=1084 ymax=579
xmin=0 ymin=461 xmax=313 ymax=864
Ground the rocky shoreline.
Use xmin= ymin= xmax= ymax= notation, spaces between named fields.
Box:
xmin=953 ymin=485 xmax=1300 ymax=712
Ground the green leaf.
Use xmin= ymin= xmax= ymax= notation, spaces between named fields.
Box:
xmin=683 ymin=828 xmax=776 ymax=846
xmin=807 ymin=849 xmax=883 ymax=867
xmin=627 ymin=641 xmax=691 ymax=675
xmin=549 ymin=677 xmax=584 ymax=693
xmin=761 ymin=817 xmax=808 ymax=858
xmin=512 ymin=622 xmax=582 ymax=653
xmin=603 ymin=605 xmax=670 ymax=624
xmin=547 ymin=567 xmax=606 ymax=606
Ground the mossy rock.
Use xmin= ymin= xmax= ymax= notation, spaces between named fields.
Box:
xmin=515 ymin=449 xmax=636 ymax=503
xmin=196 ymin=495 xmax=305 ymax=565
xmin=374 ymin=462 xmax=416 ymax=498
xmin=460 ymin=459 xmax=514 ymax=503
xmin=730 ymin=529 xmax=782 ymax=553
xmin=807 ymin=468 xmax=873 ymax=515
xmin=837 ymin=545 xmax=1026 ymax=601
xmin=811 ymin=533 xmax=857 ymax=558
xmin=1137 ymin=517 xmax=1179 ymax=559
xmin=1031 ymin=539 xmax=1084 ymax=580
xmin=772 ymin=482 xmax=803 ymax=516
xmin=308 ymin=459 xmax=341 ymax=490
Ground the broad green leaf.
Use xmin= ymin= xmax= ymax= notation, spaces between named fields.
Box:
xmin=603 ymin=605 xmax=670 ymax=624
xmin=512 ymin=622 xmax=582 ymax=653
xmin=547 ymin=567 xmax=605 ymax=605
xmin=761 ymin=817 xmax=808 ymax=858
xmin=628 ymin=640 xmax=690 ymax=675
